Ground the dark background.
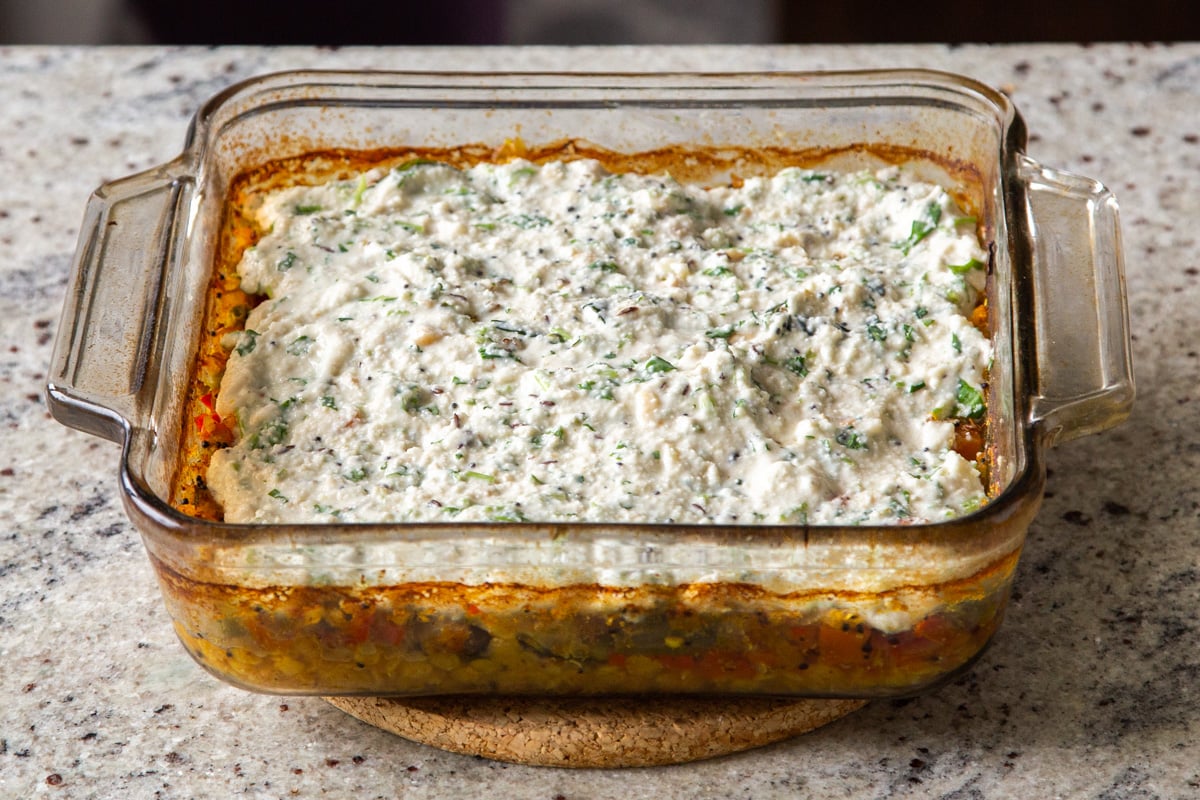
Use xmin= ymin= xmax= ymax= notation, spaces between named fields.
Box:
xmin=779 ymin=1 xmax=1200 ymax=44
xmin=2 ymin=0 xmax=1199 ymax=45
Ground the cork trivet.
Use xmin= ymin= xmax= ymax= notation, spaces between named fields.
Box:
xmin=324 ymin=695 xmax=866 ymax=767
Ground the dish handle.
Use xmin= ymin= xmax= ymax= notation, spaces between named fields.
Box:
xmin=47 ymin=164 xmax=190 ymax=443
xmin=1019 ymin=155 xmax=1135 ymax=447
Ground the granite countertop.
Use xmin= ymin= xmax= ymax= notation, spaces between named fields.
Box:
xmin=1 ymin=44 xmax=1196 ymax=799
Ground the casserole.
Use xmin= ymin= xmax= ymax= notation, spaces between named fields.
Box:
xmin=47 ymin=70 xmax=1133 ymax=698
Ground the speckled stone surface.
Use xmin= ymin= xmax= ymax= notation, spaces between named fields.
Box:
xmin=0 ymin=44 xmax=1196 ymax=798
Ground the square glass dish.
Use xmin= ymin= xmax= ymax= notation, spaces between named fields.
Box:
xmin=48 ymin=70 xmax=1132 ymax=698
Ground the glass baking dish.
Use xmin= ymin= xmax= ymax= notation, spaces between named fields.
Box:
xmin=47 ymin=70 xmax=1132 ymax=698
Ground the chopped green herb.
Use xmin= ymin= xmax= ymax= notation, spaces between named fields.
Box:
xmin=784 ymin=355 xmax=809 ymax=377
xmin=577 ymin=378 xmax=615 ymax=400
xmin=396 ymin=384 xmax=429 ymax=413
xmin=894 ymin=202 xmax=942 ymax=255
xmin=866 ymin=318 xmax=887 ymax=342
xmin=235 ymin=330 xmax=259 ymax=356
xmin=835 ymin=427 xmax=867 ymax=450
xmin=645 ymin=355 xmax=676 ymax=373
xmin=277 ymin=251 xmax=298 ymax=271
xmin=249 ymin=418 xmax=287 ymax=450
xmin=268 ymin=488 xmax=288 ymax=502
xmin=588 ymin=260 xmax=620 ymax=273
xmin=396 ymin=158 xmax=436 ymax=172
xmin=487 ymin=507 xmax=527 ymax=522
xmin=293 ymin=204 xmax=323 ymax=215
xmin=479 ymin=343 xmax=520 ymax=361
xmin=351 ymin=174 xmax=368 ymax=206
xmin=948 ymin=257 xmax=984 ymax=275
xmin=955 ymin=379 xmax=985 ymax=420
xmin=505 ymin=213 xmax=551 ymax=229
xmin=510 ymin=166 xmax=537 ymax=183
xmin=492 ymin=320 xmax=532 ymax=336
xmin=286 ymin=335 xmax=314 ymax=356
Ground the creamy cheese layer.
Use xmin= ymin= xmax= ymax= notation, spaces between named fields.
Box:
xmin=208 ymin=159 xmax=991 ymax=526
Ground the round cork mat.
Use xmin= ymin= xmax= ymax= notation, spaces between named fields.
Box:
xmin=324 ymin=695 xmax=866 ymax=768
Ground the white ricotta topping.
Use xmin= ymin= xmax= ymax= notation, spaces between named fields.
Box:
xmin=208 ymin=159 xmax=991 ymax=526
